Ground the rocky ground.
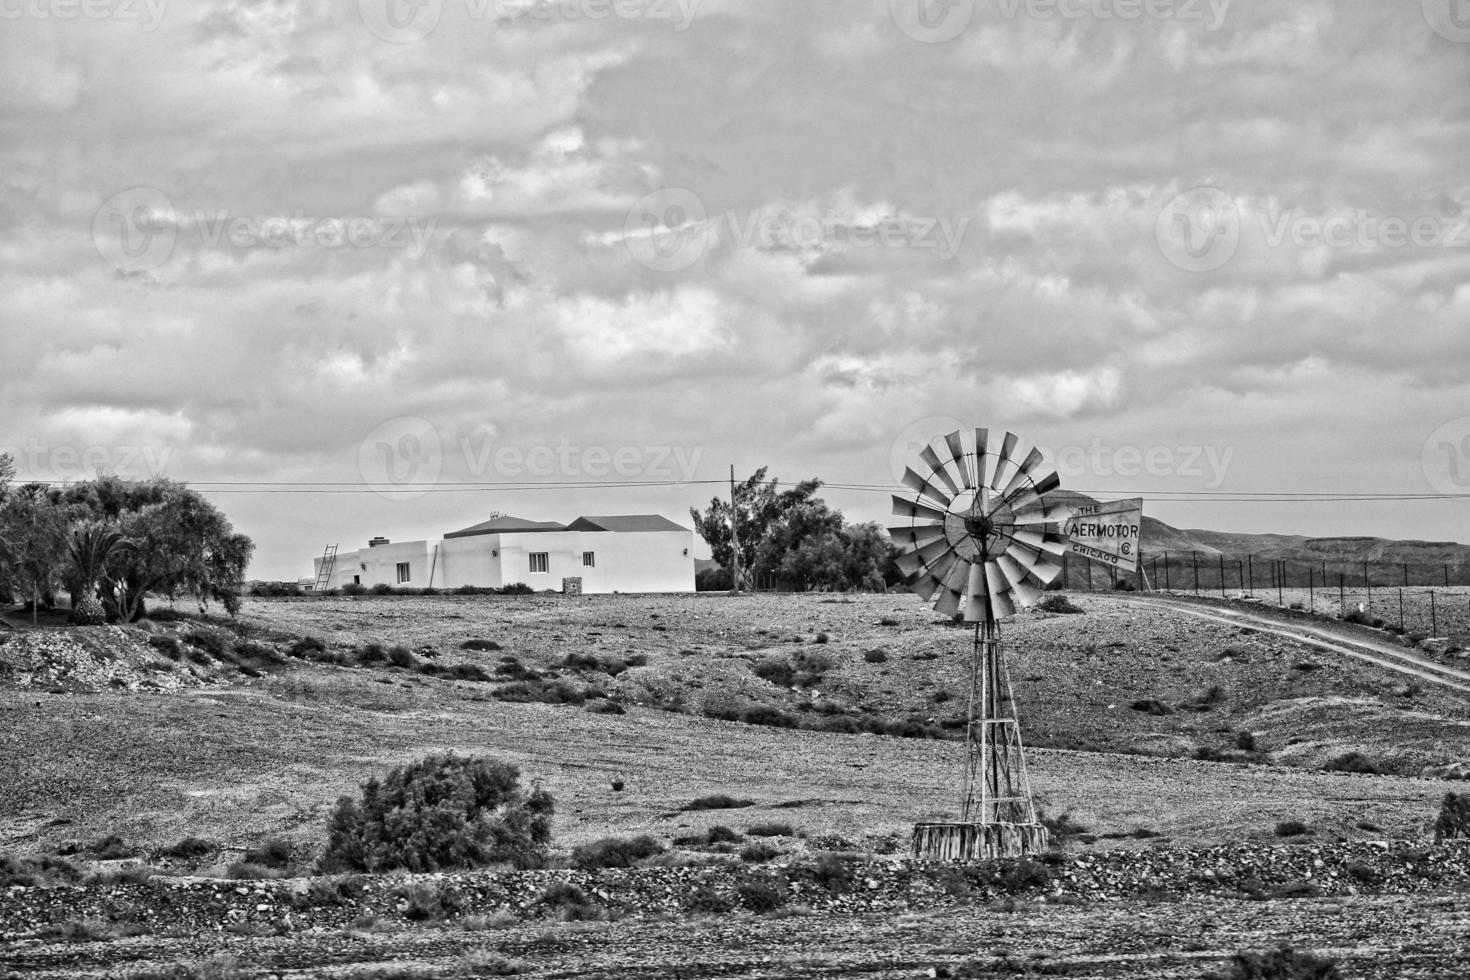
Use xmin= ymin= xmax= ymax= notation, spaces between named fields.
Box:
xmin=3 ymin=592 xmax=1469 ymax=977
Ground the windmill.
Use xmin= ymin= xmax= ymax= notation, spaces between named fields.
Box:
xmin=891 ymin=428 xmax=1070 ymax=862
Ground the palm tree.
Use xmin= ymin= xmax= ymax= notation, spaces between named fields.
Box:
xmin=66 ymin=524 xmax=129 ymax=625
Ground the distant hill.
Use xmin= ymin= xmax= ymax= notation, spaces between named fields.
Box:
xmin=1047 ymin=491 xmax=1470 ymax=579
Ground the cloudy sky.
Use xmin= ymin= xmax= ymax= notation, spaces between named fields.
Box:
xmin=2 ymin=0 xmax=1468 ymax=580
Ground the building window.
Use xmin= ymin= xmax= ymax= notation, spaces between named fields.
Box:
xmin=583 ymin=551 xmax=596 ymax=568
xmin=396 ymin=562 xmax=411 ymax=584
xmin=529 ymin=552 xmax=549 ymax=574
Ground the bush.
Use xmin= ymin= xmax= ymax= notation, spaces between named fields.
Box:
xmin=683 ymin=794 xmax=755 ymax=811
xmin=158 ymin=837 xmax=214 ymax=860
xmin=1434 ymin=792 xmax=1470 ymax=842
xmin=147 ymin=635 xmax=183 ymax=660
xmin=739 ymin=841 xmax=780 ymax=863
xmin=695 ymin=567 xmax=733 ymax=592
xmin=461 ymin=951 xmax=522 ymax=976
xmin=449 ymin=663 xmax=492 ymax=682
xmin=242 ymin=838 xmax=292 ymax=869
xmin=1130 ymin=699 xmax=1175 ymax=716
xmin=1235 ymin=731 xmax=1259 ymax=752
xmin=355 ymin=642 xmax=389 ymax=665
xmin=370 ymin=583 xmax=393 ymax=596
xmin=387 ymin=645 xmax=418 ymax=669
xmin=289 ymin=636 xmax=327 ymax=659
xmin=500 ymin=583 xmax=534 ymax=596
xmin=88 ymin=835 xmax=138 ymax=860
xmin=319 ymin=754 xmax=553 ymax=873
xmin=0 ymin=853 xmax=82 ymax=887
xmin=535 ymin=881 xmax=600 ymax=921
xmin=342 ymin=582 xmax=367 ymax=596
xmin=1213 ymin=946 xmax=1340 ymax=980
xmin=745 ymin=822 xmax=795 ymax=837
xmin=493 ymin=680 xmax=586 ymax=705
xmin=1324 ymin=752 xmax=1381 ymax=775
xmin=863 ymin=649 xmax=888 ymax=663
xmin=184 ymin=628 xmax=233 ymax=660
xmin=570 ymin=835 xmax=665 ymax=870
xmin=733 ymin=873 xmax=786 ymax=911
xmin=1037 ymin=594 xmax=1084 ymax=614
xmin=586 ymin=700 xmax=625 ymax=715
xmin=685 ymin=882 xmax=733 ymax=913
xmin=752 ymin=659 xmax=796 ymax=687
xmin=1274 ymin=820 xmax=1310 ymax=838
xmin=461 ymin=639 xmax=503 ymax=652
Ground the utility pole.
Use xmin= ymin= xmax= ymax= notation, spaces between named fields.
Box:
xmin=728 ymin=465 xmax=742 ymax=596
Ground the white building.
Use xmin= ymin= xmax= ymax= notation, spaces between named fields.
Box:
xmin=310 ymin=515 xmax=695 ymax=594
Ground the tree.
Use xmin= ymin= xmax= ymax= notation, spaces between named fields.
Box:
xmin=0 ymin=486 xmax=69 ymax=614
xmin=690 ymin=468 xmax=824 ymax=577
xmin=65 ymin=523 xmax=130 ymax=624
xmin=320 ymin=754 xmax=554 ymax=873
xmin=111 ymin=484 xmax=253 ymax=620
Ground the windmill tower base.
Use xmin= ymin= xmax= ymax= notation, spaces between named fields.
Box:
xmin=911 ymin=821 xmax=1049 ymax=862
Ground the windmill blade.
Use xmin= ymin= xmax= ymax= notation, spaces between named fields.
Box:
xmin=892 ymin=495 xmax=947 ymax=523
xmin=962 ymin=561 xmax=989 ymax=623
xmin=1011 ymin=528 xmax=1068 ymax=558
xmin=919 ymin=444 xmax=962 ymax=498
xmin=973 ymin=428 xmax=989 ymax=488
xmin=935 ymin=587 xmax=963 ymax=619
xmin=915 ymin=536 xmax=957 ymax=567
xmin=1008 ymin=544 xmax=1064 ymax=585
xmin=990 ymin=431 xmax=1019 ymax=491
xmin=944 ymin=431 xmax=974 ymax=489
xmin=927 ymin=550 xmax=964 ymax=589
xmin=1001 ymin=446 xmax=1047 ymax=499
xmin=1007 ymin=471 xmax=1063 ymax=513
xmin=984 ymin=561 xmax=1016 ymax=621
xmin=887 ymin=524 xmax=947 ymax=549
xmin=996 ymin=553 xmax=1044 ymax=608
xmin=895 ymin=550 xmax=927 ymax=578
xmin=906 ymin=571 xmax=944 ymax=601
xmin=940 ymin=556 xmax=972 ymax=595
xmin=901 ymin=467 xmax=953 ymax=508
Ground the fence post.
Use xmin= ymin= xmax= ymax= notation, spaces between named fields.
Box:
xmin=1403 ymin=563 xmax=1409 ymax=587
xmin=1365 ymin=560 xmax=1372 ymax=613
xmin=1339 ymin=574 xmax=1345 ymax=614
xmin=1309 ymin=565 xmax=1314 ymax=613
xmin=1219 ymin=554 xmax=1227 ymax=598
xmin=1193 ymin=552 xmax=1200 ymax=596
xmin=1431 ymin=590 xmax=1437 ymax=637
xmin=1247 ymin=554 xmax=1254 ymax=593
xmin=1277 ymin=561 xmax=1284 ymax=606
xmin=1398 ymin=588 xmax=1405 ymax=633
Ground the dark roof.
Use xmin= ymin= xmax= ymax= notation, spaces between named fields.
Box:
xmin=444 ymin=516 xmax=568 ymax=540
xmin=566 ymin=515 xmax=690 ymax=533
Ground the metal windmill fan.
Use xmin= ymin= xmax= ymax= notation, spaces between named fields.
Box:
xmin=892 ymin=428 xmax=1068 ymax=862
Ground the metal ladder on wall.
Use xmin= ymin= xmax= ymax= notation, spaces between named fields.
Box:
xmin=313 ymin=544 xmax=338 ymax=591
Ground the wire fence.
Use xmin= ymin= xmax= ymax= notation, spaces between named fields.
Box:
xmin=1059 ymin=552 xmax=1470 ymax=641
